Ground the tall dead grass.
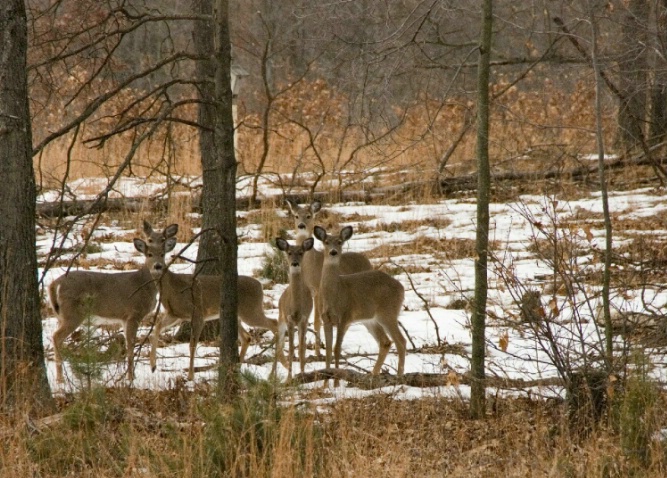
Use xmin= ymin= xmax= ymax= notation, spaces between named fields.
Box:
xmin=35 ymin=75 xmax=612 ymax=196
xmin=3 ymin=384 xmax=666 ymax=477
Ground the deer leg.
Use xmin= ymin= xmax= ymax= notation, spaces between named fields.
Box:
xmin=333 ymin=321 xmax=348 ymax=372
xmin=365 ymin=322 xmax=392 ymax=375
xmin=272 ymin=320 xmax=286 ymax=375
xmin=123 ymin=318 xmax=139 ymax=383
xmin=298 ymin=318 xmax=308 ymax=374
xmin=150 ymin=314 xmax=180 ymax=373
xmin=188 ymin=302 xmax=205 ymax=381
xmin=52 ymin=317 xmax=81 ymax=383
xmin=380 ymin=320 xmax=407 ymax=376
xmin=287 ymin=324 xmax=295 ymax=379
xmin=323 ymin=318 xmax=334 ymax=370
xmin=313 ymin=292 xmax=322 ymax=357
xmin=149 ymin=318 xmax=161 ymax=373
xmin=238 ymin=325 xmax=251 ymax=363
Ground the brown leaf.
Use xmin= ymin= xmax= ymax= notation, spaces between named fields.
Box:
xmin=549 ymin=298 xmax=559 ymax=317
xmin=499 ymin=331 xmax=509 ymax=352
xmin=447 ymin=370 xmax=460 ymax=386
xmin=583 ymin=224 xmax=593 ymax=242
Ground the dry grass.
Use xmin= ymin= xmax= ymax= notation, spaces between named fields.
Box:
xmin=367 ymin=237 xmax=499 ymax=261
xmin=26 ymin=65 xmax=667 ymax=478
xmin=3 ymin=386 xmax=667 ymax=477
xmin=35 ymin=74 xmax=612 ymax=206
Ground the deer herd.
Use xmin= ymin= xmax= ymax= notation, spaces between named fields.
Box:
xmin=48 ymin=199 xmax=407 ymax=384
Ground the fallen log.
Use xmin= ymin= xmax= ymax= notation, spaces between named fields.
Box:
xmin=36 ymin=152 xmax=666 ymax=218
xmin=288 ymin=368 xmax=563 ymax=390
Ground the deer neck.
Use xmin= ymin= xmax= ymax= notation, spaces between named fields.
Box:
xmin=288 ymin=269 xmax=309 ymax=307
xmin=153 ymin=268 xmax=189 ymax=307
xmin=138 ymin=265 xmax=159 ymax=293
xmin=320 ymin=255 xmax=344 ymax=297
xmin=300 ymin=243 xmax=323 ymax=291
xmin=294 ymin=230 xmax=312 ymax=246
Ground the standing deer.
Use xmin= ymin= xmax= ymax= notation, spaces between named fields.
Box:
xmin=272 ymin=237 xmax=314 ymax=378
xmin=144 ymin=221 xmax=277 ymax=381
xmin=48 ymin=222 xmax=176 ymax=383
xmin=285 ymin=199 xmax=372 ymax=356
xmin=313 ymin=225 xmax=406 ymax=376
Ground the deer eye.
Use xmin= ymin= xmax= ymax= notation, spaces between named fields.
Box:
xmin=148 ymin=253 xmax=153 ymax=257
xmin=306 ymin=215 xmax=311 ymax=219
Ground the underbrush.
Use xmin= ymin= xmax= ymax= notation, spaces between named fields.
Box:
xmin=3 ymin=379 xmax=667 ymax=477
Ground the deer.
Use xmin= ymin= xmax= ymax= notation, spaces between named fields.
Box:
xmin=271 ymin=237 xmax=315 ymax=378
xmin=48 ymin=222 xmax=176 ymax=383
xmin=313 ymin=225 xmax=406 ymax=376
xmin=144 ymin=221 xmax=278 ymax=381
xmin=285 ymin=199 xmax=372 ymax=357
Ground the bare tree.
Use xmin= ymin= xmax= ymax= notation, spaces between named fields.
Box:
xmin=194 ymin=0 xmax=223 ymax=276
xmin=214 ymin=0 xmax=240 ymax=395
xmin=0 ymin=0 xmax=52 ymax=410
xmin=617 ymin=0 xmax=649 ymax=152
xmin=471 ymin=0 xmax=493 ymax=419
xmin=649 ymin=0 xmax=667 ymax=145
xmin=589 ymin=0 xmax=613 ymax=366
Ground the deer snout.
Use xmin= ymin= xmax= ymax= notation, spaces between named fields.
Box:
xmin=297 ymin=223 xmax=306 ymax=230
xmin=153 ymin=263 xmax=163 ymax=272
xmin=291 ymin=261 xmax=300 ymax=268
xmin=329 ymin=249 xmax=338 ymax=256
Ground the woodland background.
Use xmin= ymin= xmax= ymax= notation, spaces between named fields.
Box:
xmin=33 ymin=0 xmax=662 ymax=199
xmin=3 ymin=0 xmax=667 ymax=476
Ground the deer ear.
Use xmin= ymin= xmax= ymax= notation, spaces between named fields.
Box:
xmin=340 ymin=226 xmax=353 ymax=242
xmin=311 ymin=200 xmax=322 ymax=214
xmin=143 ymin=220 xmax=153 ymax=236
xmin=164 ymin=237 xmax=177 ymax=252
xmin=302 ymin=237 xmax=315 ymax=251
xmin=313 ymin=226 xmax=327 ymax=242
xmin=275 ymin=237 xmax=289 ymax=251
xmin=285 ymin=198 xmax=297 ymax=214
xmin=164 ymin=224 xmax=179 ymax=238
xmin=134 ymin=238 xmax=147 ymax=253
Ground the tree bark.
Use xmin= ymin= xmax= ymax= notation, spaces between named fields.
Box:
xmin=470 ymin=0 xmax=493 ymax=419
xmin=214 ymin=0 xmax=240 ymax=396
xmin=589 ymin=2 xmax=614 ymax=368
xmin=193 ymin=0 xmax=222 ymax=277
xmin=650 ymin=0 xmax=667 ymax=144
xmin=0 ymin=0 xmax=53 ymax=410
xmin=174 ymin=0 xmax=221 ymax=343
xmin=617 ymin=0 xmax=649 ymax=151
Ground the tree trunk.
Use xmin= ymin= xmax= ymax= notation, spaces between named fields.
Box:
xmin=590 ymin=3 xmax=614 ymax=367
xmin=470 ymin=0 xmax=492 ymax=419
xmin=0 ymin=0 xmax=53 ymax=410
xmin=175 ymin=0 xmax=221 ymax=343
xmin=214 ymin=0 xmax=240 ymax=396
xmin=617 ymin=0 xmax=649 ymax=151
xmin=649 ymin=0 xmax=667 ymax=144
xmin=193 ymin=0 xmax=222 ymax=277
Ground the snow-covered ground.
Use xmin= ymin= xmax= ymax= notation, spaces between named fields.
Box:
xmin=38 ymin=178 xmax=667 ymax=401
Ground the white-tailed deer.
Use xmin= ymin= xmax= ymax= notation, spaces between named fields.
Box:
xmin=285 ymin=199 xmax=372 ymax=356
xmin=144 ymin=221 xmax=277 ymax=381
xmin=48 ymin=223 xmax=176 ymax=383
xmin=272 ymin=237 xmax=314 ymax=378
xmin=313 ymin=225 xmax=406 ymax=376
